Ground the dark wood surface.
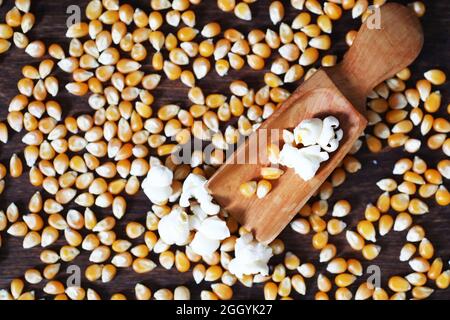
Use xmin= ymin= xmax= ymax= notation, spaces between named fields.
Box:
xmin=0 ymin=0 xmax=448 ymax=300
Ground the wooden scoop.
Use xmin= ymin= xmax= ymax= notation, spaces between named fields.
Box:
xmin=207 ymin=3 xmax=424 ymax=244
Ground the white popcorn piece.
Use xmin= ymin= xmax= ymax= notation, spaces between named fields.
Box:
xmin=228 ymin=233 xmax=273 ymax=278
xmin=198 ymin=216 xmax=230 ymax=241
xmin=157 ymin=207 xmax=190 ymax=246
xmin=143 ymin=186 xmax=172 ymax=205
xmin=190 ymin=231 xmax=221 ymax=257
xmin=282 ymin=129 xmax=295 ymax=145
xmin=180 ymin=174 xmax=220 ymax=215
xmin=294 ymin=116 xmax=343 ymax=152
xmin=188 ymin=204 xmax=208 ymax=230
xmin=142 ymin=163 xmax=173 ymax=205
xmin=274 ymin=116 xmax=342 ymax=182
xmin=279 ymin=144 xmax=329 ymax=181
xmin=190 ymin=216 xmax=230 ymax=257
xmin=145 ymin=164 xmax=173 ymax=187
xmin=294 ymin=118 xmax=322 ymax=146
xmin=318 ymin=116 xmax=341 ymax=152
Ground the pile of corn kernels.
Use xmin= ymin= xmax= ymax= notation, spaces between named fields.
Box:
xmin=0 ymin=0 xmax=449 ymax=300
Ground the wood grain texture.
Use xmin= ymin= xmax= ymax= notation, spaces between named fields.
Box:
xmin=207 ymin=3 xmax=423 ymax=244
xmin=0 ymin=0 xmax=449 ymax=300
xmin=329 ymin=2 xmax=423 ymax=111
xmin=208 ymin=70 xmax=368 ymax=244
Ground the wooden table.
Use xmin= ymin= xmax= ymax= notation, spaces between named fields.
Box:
xmin=0 ymin=0 xmax=448 ymax=300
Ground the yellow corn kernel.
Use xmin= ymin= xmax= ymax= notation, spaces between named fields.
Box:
xmin=310 ymin=200 xmax=328 ymax=217
xmin=391 ymin=193 xmax=410 ymax=212
xmin=424 ymin=69 xmax=446 ymax=86
xmin=234 ymin=2 xmax=252 ymax=21
xmin=335 ymin=273 xmax=356 ymax=288
xmin=398 ymin=181 xmax=417 ymax=195
xmin=277 ymin=277 xmax=291 ymax=297
xmin=134 ymin=284 xmax=151 ymax=301
xmin=309 ymin=213 xmax=326 ymax=233
xmin=299 ymin=47 xmax=319 ymax=66
xmin=203 ymin=265 xmax=222 ymax=282
xmin=412 ymin=286 xmax=434 ymax=300
xmin=346 ymin=230 xmax=365 ymax=251
xmin=366 ymin=135 xmax=382 ymax=153
xmin=377 ymin=179 xmax=397 ymax=192
xmin=260 ymin=167 xmax=284 ymax=180
xmin=378 ymin=214 xmax=393 ymax=237
xmin=372 ymin=287 xmax=389 ymax=300
xmin=175 ymin=250 xmax=190 ymax=273
xmin=357 ymin=220 xmax=376 ymax=242
xmin=10 ymin=153 xmax=23 ymax=178
xmin=262 ymin=282 xmax=278 ymax=301
xmin=281 ymin=252 xmax=299 ymax=271
xmin=347 ymin=259 xmax=363 ymax=276
xmin=394 ymin=212 xmax=412 ymax=232
xmin=327 ymin=219 xmax=346 ymax=236
xmin=217 ymin=0 xmax=235 ymax=12
xmin=345 ymin=30 xmax=357 ymax=46
xmin=332 ymin=199 xmax=351 ymax=217
xmin=355 ymin=282 xmax=374 ymax=300
xmin=319 ymin=182 xmax=333 ymax=201
xmin=428 ymin=134 xmax=446 ymax=150
xmin=246 ymin=54 xmax=265 ymax=70
xmin=364 ymin=203 xmax=381 ymax=222
xmin=405 ymin=272 xmax=427 ymax=287
xmin=256 ymin=180 xmax=272 ymax=199
xmin=110 ymin=293 xmax=127 ymax=300
xmin=408 ymin=198 xmax=429 ymax=215
xmin=239 ymin=181 xmax=257 ymax=198
xmin=362 ymin=244 xmax=381 ymax=260
xmin=436 ymin=271 xmax=450 ymax=290
xmin=272 ymin=264 xmax=286 ymax=283
xmin=435 ymin=186 xmax=450 ymax=206
xmin=315 ymin=291 xmax=329 ymax=300
xmin=298 ymin=263 xmax=315 ymax=278
xmin=211 ymin=283 xmax=233 ymax=300
xmin=433 ymin=118 xmax=450 ymax=134
xmin=326 ymin=257 xmax=347 ymax=274
xmin=85 ymin=264 xmax=102 ymax=282
xmin=388 ymin=276 xmax=411 ymax=293
xmin=427 ymin=258 xmax=443 ymax=280
xmin=312 ymin=230 xmax=328 ymax=249
xmin=315 ymin=274 xmax=331 ymax=293
xmin=417 ymin=238 xmax=434 ymax=260
xmin=44 ymin=280 xmax=65 ymax=295
xmin=407 ymin=225 xmax=426 ymax=242
xmin=376 ymin=192 xmax=390 ymax=213
xmin=424 ymin=91 xmax=441 ymax=113
xmin=132 ymin=258 xmax=157 ymax=274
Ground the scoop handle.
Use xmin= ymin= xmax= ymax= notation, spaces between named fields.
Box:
xmin=329 ymin=3 xmax=423 ymax=110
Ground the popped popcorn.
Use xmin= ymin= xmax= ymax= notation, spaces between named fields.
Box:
xmin=180 ymin=173 xmax=220 ymax=215
xmin=142 ymin=162 xmax=173 ymax=205
xmin=157 ymin=207 xmax=191 ymax=246
xmin=228 ymin=233 xmax=273 ymax=277
xmin=190 ymin=216 xmax=230 ymax=256
xmin=274 ymin=116 xmax=343 ymax=181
